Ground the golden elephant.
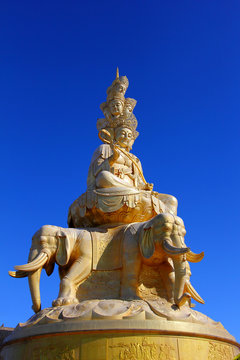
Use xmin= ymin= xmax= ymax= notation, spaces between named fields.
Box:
xmin=9 ymin=213 xmax=204 ymax=313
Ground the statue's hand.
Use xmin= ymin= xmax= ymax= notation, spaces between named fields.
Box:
xmin=109 ymin=144 xmax=120 ymax=166
xmin=144 ymin=183 xmax=154 ymax=191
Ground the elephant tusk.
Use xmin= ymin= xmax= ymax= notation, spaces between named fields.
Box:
xmin=14 ymin=252 xmax=48 ymax=272
xmin=185 ymin=280 xmax=205 ymax=304
xmin=8 ymin=270 xmax=29 ymax=278
xmin=186 ymin=250 xmax=204 ymax=263
xmin=162 ymin=239 xmax=190 ymax=256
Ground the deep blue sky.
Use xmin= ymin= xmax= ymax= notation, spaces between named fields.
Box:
xmin=1 ymin=0 xmax=240 ymax=341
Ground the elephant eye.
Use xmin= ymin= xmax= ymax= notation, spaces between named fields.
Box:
xmin=56 ymin=232 xmax=66 ymax=238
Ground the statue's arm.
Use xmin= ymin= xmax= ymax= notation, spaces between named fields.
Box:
xmin=132 ymin=156 xmax=153 ymax=191
xmin=87 ymin=144 xmax=114 ymax=189
xmin=108 ymin=146 xmax=120 ymax=166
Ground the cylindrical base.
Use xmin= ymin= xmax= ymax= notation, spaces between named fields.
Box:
xmin=1 ymin=319 xmax=240 ymax=360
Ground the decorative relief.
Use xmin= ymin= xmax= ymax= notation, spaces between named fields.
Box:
xmin=16 ymin=300 xmax=228 ymax=328
xmin=32 ymin=345 xmax=76 ymax=360
xmin=77 ymin=271 xmax=121 ymax=300
xmin=91 ymin=226 xmax=125 ymax=270
xmin=208 ymin=341 xmax=233 ymax=360
xmin=138 ymin=264 xmax=167 ymax=300
xmin=109 ymin=337 xmax=176 ymax=360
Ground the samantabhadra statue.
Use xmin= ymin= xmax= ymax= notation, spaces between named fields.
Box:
xmin=10 ymin=69 xmax=204 ymax=311
xmin=4 ymin=69 xmax=239 ymax=360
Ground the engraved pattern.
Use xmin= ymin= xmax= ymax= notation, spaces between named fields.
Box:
xmin=77 ymin=270 xmax=121 ymax=300
xmin=138 ymin=264 xmax=167 ymax=300
xmin=32 ymin=345 xmax=76 ymax=360
xmin=109 ymin=337 xmax=176 ymax=360
xmin=208 ymin=341 xmax=233 ymax=360
xmin=92 ymin=226 xmax=124 ymax=270
xmin=84 ymin=202 xmax=155 ymax=228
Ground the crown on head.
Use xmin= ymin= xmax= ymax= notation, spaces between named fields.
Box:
xmin=98 ymin=68 xmax=138 ymax=139
xmin=106 ymin=67 xmax=129 ymax=97
xmin=107 ymin=90 xmax=125 ymax=104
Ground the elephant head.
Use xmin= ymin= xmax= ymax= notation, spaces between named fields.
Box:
xmin=139 ymin=213 xmax=204 ymax=306
xmin=139 ymin=214 xmax=188 ymax=258
xmin=9 ymin=225 xmax=78 ymax=313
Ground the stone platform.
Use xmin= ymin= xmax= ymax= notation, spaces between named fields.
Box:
xmin=1 ymin=301 xmax=240 ymax=359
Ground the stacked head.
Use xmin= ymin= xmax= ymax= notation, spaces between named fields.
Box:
xmin=97 ymin=68 xmax=139 ymax=141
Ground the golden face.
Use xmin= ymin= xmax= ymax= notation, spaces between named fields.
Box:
xmin=115 ymin=127 xmax=134 ymax=149
xmin=123 ymin=104 xmax=133 ymax=118
xmin=109 ymin=99 xmax=124 ymax=116
xmin=114 ymin=83 xmax=126 ymax=93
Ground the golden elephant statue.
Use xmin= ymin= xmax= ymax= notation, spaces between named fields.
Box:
xmin=9 ymin=213 xmax=204 ymax=313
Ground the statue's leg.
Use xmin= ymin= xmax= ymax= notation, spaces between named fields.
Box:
xmin=121 ymin=230 xmax=141 ymax=299
xmin=96 ymin=170 xmax=134 ymax=189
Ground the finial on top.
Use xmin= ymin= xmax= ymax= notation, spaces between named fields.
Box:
xmin=116 ymin=67 xmax=119 ymax=79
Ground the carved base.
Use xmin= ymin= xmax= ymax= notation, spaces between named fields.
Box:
xmin=2 ymin=332 xmax=240 ymax=360
xmin=1 ymin=301 xmax=240 ymax=360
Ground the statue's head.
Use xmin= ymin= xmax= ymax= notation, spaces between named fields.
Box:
xmin=108 ymin=98 xmax=124 ymax=117
xmin=98 ymin=69 xmax=139 ymax=148
xmin=107 ymin=68 xmax=129 ymax=96
xmin=123 ymin=98 xmax=137 ymax=119
xmin=115 ymin=126 xmax=134 ymax=150
xmin=113 ymin=78 xmax=128 ymax=94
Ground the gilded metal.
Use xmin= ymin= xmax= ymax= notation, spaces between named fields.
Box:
xmin=4 ymin=70 xmax=239 ymax=360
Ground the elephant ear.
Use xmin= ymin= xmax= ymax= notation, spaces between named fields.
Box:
xmin=140 ymin=226 xmax=155 ymax=259
xmin=56 ymin=231 xmax=71 ymax=266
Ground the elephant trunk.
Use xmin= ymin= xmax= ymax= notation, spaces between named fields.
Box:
xmin=28 ymin=248 xmax=47 ymax=313
xmin=172 ymin=257 xmax=191 ymax=307
xmin=15 ymin=248 xmax=49 ymax=313
xmin=28 ymin=267 xmax=42 ymax=313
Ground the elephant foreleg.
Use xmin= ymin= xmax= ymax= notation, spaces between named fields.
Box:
xmin=53 ymin=233 xmax=92 ymax=307
xmin=53 ymin=257 xmax=92 ymax=306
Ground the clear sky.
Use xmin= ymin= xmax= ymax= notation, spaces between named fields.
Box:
xmin=1 ymin=0 xmax=240 ymax=342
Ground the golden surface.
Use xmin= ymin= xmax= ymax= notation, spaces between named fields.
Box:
xmin=2 ymin=331 xmax=240 ymax=360
xmin=9 ymin=70 xmax=205 ymax=313
xmin=5 ymin=70 xmax=239 ymax=360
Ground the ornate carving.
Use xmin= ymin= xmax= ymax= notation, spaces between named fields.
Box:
xmin=32 ymin=345 xmax=76 ymax=360
xmin=16 ymin=300 xmax=225 ymax=328
xmin=109 ymin=337 xmax=176 ymax=360
xmin=91 ymin=225 xmax=125 ymax=270
xmin=208 ymin=341 xmax=234 ymax=360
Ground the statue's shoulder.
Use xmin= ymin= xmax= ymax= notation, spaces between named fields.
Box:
xmin=90 ymin=144 xmax=112 ymax=163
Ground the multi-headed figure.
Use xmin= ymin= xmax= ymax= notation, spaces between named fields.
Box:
xmin=68 ymin=69 xmax=177 ymax=228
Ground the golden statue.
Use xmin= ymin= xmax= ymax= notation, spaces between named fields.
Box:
xmin=68 ymin=70 xmax=177 ymax=228
xmin=5 ymin=70 xmax=239 ymax=360
xmin=10 ymin=69 xmax=203 ymax=310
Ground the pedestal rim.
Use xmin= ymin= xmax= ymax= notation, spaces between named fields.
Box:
xmin=3 ymin=319 xmax=240 ymax=351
